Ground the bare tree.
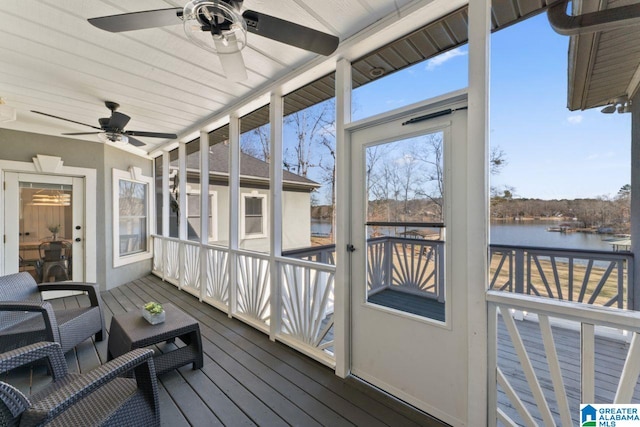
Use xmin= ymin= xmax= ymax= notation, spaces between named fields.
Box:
xmin=284 ymin=102 xmax=335 ymax=177
xmin=241 ymin=124 xmax=270 ymax=162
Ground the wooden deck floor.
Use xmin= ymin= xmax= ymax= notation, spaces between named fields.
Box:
xmin=2 ymin=275 xmax=447 ymax=427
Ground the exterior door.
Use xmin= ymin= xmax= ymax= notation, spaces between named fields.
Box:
xmin=349 ymin=95 xmax=468 ymax=426
xmin=4 ymin=172 xmax=85 ymax=287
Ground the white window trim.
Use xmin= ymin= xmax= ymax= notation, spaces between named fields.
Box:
xmin=186 ymin=189 xmax=218 ymax=242
xmin=113 ymin=167 xmax=154 ymax=267
xmin=241 ymin=192 xmax=267 ymax=239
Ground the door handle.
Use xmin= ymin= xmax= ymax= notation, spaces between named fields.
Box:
xmin=75 ymin=238 xmax=82 ymax=242
xmin=347 ymin=244 xmax=356 ymax=252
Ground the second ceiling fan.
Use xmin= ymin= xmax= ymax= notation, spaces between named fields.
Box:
xmin=88 ymin=0 xmax=340 ymax=82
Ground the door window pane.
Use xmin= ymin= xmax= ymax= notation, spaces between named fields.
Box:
xmin=365 ymin=132 xmax=446 ymax=321
xmin=19 ymin=182 xmax=72 ymax=283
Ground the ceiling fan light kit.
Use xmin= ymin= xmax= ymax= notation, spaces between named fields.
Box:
xmin=183 ymin=0 xmax=247 ymax=54
xmin=98 ymin=132 xmax=129 ymax=145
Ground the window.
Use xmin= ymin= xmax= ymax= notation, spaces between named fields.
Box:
xmin=242 ymin=193 xmax=266 ymax=239
xmin=186 ymin=191 xmax=218 ymax=242
xmin=113 ymin=167 xmax=153 ymax=267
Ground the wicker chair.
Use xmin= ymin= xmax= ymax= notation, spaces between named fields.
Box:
xmin=0 ymin=272 xmax=105 ymax=353
xmin=0 ymin=341 xmax=160 ymax=426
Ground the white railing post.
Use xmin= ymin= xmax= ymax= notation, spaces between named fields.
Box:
xmin=487 ymin=301 xmax=498 ymax=427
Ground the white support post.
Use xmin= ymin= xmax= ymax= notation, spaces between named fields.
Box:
xmin=335 ymin=57 xmax=352 ymax=378
xmin=229 ymin=114 xmax=240 ymax=316
xmin=178 ymin=141 xmax=187 ymax=290
xmin=200 ymin=130 xmax=210 ymax=302
xmin=467 ymin=0 xmax=491 ymax=424
xmin=162 ymin=151 xmax=170 ymax=280
xmin=162 ymin=152 xmax=170 ymax=238
xmin=270 ymin=92 xmax=284 ymax=342
xmin=631 ymin=92 xmax=640 ymax=310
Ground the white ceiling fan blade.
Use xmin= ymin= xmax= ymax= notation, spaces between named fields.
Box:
xmin=214 ymin=35 xmax=248 ymax=82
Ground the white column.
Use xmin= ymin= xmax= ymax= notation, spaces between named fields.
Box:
xmin=162 ymin=151 xmax=170 ymax=237
xmin=200 ymin=131 xmax=210 ymax=301
xmin=467 ymin=0 xmax=491 ymax=424
xmin=270 ymin=92 xmax=284 ymax=341
xmin=178 ymin=142 xmax=188 ymax=240
xmin=335 ymin=57 xmax=352 ymax=378
xmin=178 ymin=141 xmax=187 ymax=289
xmin=631 ymin=93 xmax=640 ymax=310
xmin=229 ymin=114 xmax=240 ymax=316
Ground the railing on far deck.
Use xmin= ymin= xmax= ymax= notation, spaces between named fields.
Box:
xmin=490 ymin=244 xmax=634 ymax=309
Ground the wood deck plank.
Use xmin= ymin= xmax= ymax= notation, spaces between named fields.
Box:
xmin=135 ymin=277 xmax=424 ymax=427
xmin=3 ymin=275 xmax=453 ymax=427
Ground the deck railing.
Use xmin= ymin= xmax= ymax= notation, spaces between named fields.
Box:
xmin=284 ymin=236 xmax=445 ymax=301
xmin=151 ymin=236 xmax=336 ymax=368
xmin=488 ymin=290 xmax=640 ymax=426
xmin=490 ymin=244 xmax=635 ymax=309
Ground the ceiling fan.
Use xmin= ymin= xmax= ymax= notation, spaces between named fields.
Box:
xmin=31 ymin=101 xmax=177 ymax=147
xmin=87 ymin=0 xmax=340 ymax=82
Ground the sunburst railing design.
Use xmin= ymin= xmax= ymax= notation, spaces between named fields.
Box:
xmin=182 ymin=242 xmax=200 ymax=294
xmin=236 ymin=253 xmax=271 ymax=326
xmin=164 ymin=239 xmax=180 ymax=285
xmin=280 ymin=261 xmax=335 ymax=352
xmin=152 ymin=237 xmax=163 ymax=275
xmin=205 ymin=246 xmax=229 ymax=306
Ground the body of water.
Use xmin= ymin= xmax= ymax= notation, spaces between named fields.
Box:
xmin=490 ymin=221 xmax=615 ymax=251
xmin=312 ymin=219 xmax=619 ymax=251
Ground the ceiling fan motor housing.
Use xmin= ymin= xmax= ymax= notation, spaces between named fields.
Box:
xmin=183 ymin=0 xmax=247 ymax=53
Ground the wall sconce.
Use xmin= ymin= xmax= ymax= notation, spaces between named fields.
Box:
xmin=601 ymin=97 xmax=631 ymax=114
xmin=0 ymin=97 xmax=17 ymax=123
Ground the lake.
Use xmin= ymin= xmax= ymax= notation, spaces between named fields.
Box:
xmin=490 ymin=221 xmax=615 ymax=251
xmin=311 ymin=219 xmax=619 ymax=251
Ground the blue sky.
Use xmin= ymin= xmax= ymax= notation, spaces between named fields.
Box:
xmin=352 ymin=13 xmax=631 ymax=200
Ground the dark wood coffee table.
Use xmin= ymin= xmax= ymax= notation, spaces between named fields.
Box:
xmin=107 ymin=303 xmax=203 ymax=376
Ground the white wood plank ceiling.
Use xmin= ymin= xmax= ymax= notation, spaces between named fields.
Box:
xmin=0 ymin=0 xmax=417 ymax=154
xmin=0 ymin=0 xmax=563 ymax=155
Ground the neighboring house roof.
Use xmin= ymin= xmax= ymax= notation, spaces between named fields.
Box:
xmin=178 ymin=142 xmax=320 ymax=192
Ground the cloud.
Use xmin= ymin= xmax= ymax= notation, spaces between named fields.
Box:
xmin=425 ymin=48 xmax=467 ymax=71
xmin=567 ymin=115 xmax=583 ymax=124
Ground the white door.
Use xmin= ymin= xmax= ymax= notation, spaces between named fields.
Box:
xmin=4 ymin=172 xmax=85 ymax=286
xmin=349 ymin=95 xmax=469 ymax=426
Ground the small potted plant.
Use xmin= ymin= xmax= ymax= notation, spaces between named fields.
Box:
xmin=47 ymin=224 xmax=61 ymax=240
xmin=142 ymin=301 xmax=165 ymax=325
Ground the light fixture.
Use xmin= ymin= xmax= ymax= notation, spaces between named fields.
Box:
xmin=0 ymin=97 xmax=16 ymax=123
xmin=30 ymin=191 xmax=71 ymax=206
xmin=97 ymin=132 xmax=129 ymax=145
xmin=601 ymin=97 xmax=631 ymax=114
xmin=369 ymin=67 xmax=385 ymax=78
